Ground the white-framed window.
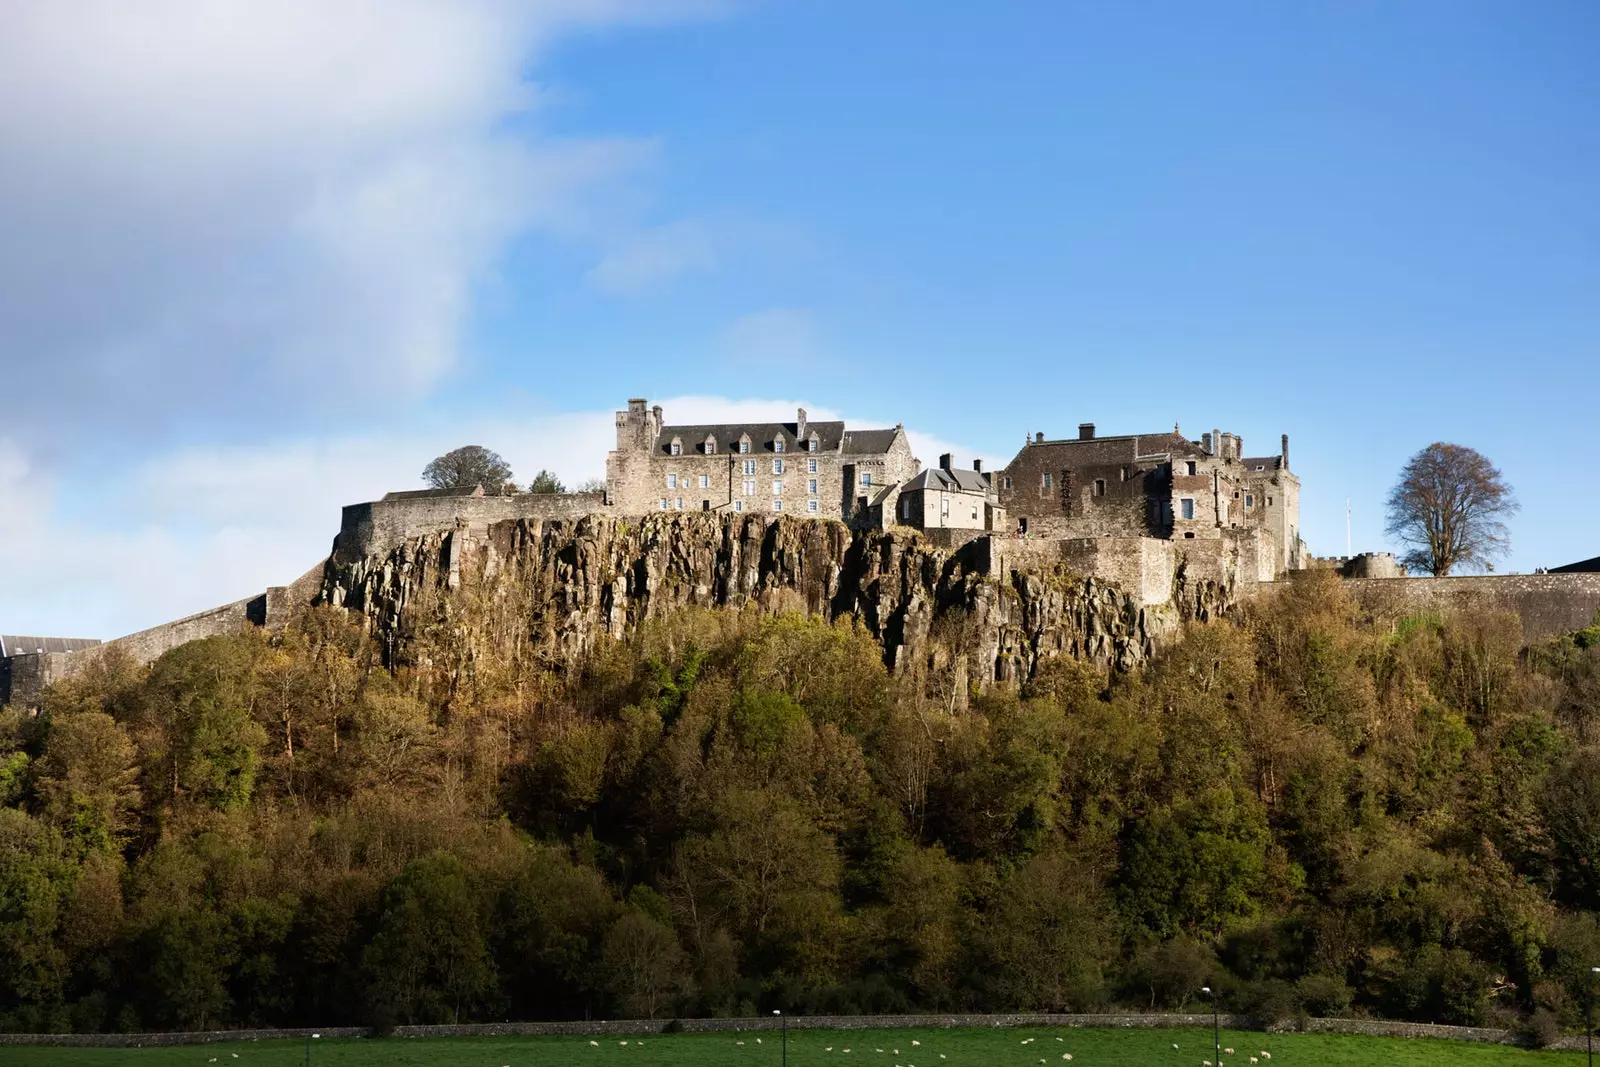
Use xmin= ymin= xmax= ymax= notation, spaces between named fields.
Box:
xmin=808 ymin=478 xmax=817 ymax=494
xmin=675 ymin=498 xmax=683 ymax=510
xmin=772 ymin=458 xmax=784 ymax=475
xmin=808 ymin=436 xmax=819 ymax=452
xmin=772 ymin=479 xmax=784 ymax=494
xmin=743 ymin=479 xmax=756 ymax=496
xmin=940 ymin=497 xmax=950 ymax=517
xmin=699 ymin=475 xmax=710 ymax=489
xmin=734 ymin=500 xmax=744 ymax=513
xmin=860 ymin=472 xmax=872 ymax=487
xmin=667 ymin=473 xmax=677 ymax=489
xmin=670 ymin=440 xmax=682 ymax=457
xmin=659 ymin=499 xmax=669 ymax=511
xmin=1042 ymin=472 xmax=1052 ymax=489
xmin=774 ymin=438 xmax=785 ymax=453
xmin=742 ymin=459 xmax=756 ymax=476
xmin=807 ymin=499 xmax=819 ymax=514
xmin=739 ymin=437 xmax=751 ymax=454
xmin=1180 ymin=498 xmax=1195 ymax=520
xmin=971 ymin=506 xmax=979 ymax=521
xmin=705 ymin=437 xmax=717 ymax=455
xmin=807 ymin=458 xmax=818 ymax=474
xmin=773 ymin=499 xmax=783 ymax=511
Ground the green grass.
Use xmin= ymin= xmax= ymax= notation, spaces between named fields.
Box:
xmin=4 ymin=1027 xmax=1590 ymax=1067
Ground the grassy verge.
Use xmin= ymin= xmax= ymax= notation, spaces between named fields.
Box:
xmin=4 ymin=1026 xmax=1589 ymax=1067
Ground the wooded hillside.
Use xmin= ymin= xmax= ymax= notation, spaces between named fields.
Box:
xmin=2 ymin=570 xmax=1599 ymax=1038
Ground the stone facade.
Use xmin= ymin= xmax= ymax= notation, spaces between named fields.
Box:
xmin=891 ymin=454 xmax=1006 ymax=534
xmin=604 ymin=399 xmax=918 ymax=526
xmin=996 ymin=422 xmax=1301 ymax=581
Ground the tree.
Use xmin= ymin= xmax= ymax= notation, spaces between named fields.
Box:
xmin=526 ymin=469 xmax=565 ymax=494
xmin=1385 ymin=443 xmax=1518 ymax=576
xmin=421 ymin=446 xmax=515 ymax=494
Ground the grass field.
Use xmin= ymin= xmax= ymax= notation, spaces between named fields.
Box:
xmin=4 ymin=1027 xmax=1593 ymax=1067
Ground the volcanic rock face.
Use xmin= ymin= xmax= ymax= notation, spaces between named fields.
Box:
xmin=322 ymin=513 xmax=1228 ymax=682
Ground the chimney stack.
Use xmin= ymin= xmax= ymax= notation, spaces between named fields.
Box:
xmin=972 ymin=459 xmax=983 ymax=473
xmin=1078 ymin=422 xmax=1095 ymax=440
xmin=1212 ymin=428 xmax=1221 ymax=457
xmin=797 ymin=407 xmax=807 ymax=439
xmin=1281 ymin=433 xmax=1290 ymax=471
xmin=1035 ymin=431 xmax=1045 ymax=444
xmin=1202 ymin=432 xmax=1213 ymax=456
xmin=939 ymin=453 xmax=953 ymax=472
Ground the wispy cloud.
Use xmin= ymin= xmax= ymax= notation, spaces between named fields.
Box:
xmin=587 ymin=219 xmax=721 ymax=294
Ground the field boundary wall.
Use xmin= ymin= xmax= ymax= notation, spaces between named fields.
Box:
xmin=1 ymin=1011 xmax=1586 ymax=1049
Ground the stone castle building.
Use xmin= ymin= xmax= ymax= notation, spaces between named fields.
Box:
xmin=604 ymin=399 xmax=919 ymax=524
xmin=997 ymin=422 xmax=1303 ymax=573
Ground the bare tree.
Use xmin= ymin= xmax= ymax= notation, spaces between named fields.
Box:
xmin=422 ymin=445 xmax=515 ymax=494
xmin=1385 ymin=442 xmax=1518 ymax=576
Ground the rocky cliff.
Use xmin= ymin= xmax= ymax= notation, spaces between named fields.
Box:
xmin=321 ymin=513 xmax=1230 ymax=683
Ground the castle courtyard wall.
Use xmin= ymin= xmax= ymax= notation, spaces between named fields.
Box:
xmin=334 ymin=492 xmax=607 ymax=563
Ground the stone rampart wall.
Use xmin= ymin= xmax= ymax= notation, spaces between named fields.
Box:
xmin=1326 ymin=573 xmax=1600 ymax=643
xmin=4 ymin=1012 xmax=1587 ymax=1048
xmin=333 ymin=492 xmax=607 ymax=563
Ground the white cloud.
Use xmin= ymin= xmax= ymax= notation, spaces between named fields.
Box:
xmin=0 ymin=0 xmax=707 ymax=446
xmin=0 ymin=397 xmax=997 ymax=639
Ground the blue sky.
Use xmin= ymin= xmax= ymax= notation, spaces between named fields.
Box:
xmin=0 ymin=1 xmax=1596 ymax=638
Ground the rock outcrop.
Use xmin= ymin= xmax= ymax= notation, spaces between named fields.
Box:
xmin=322 ymin=513 xmax=1233 ymax=682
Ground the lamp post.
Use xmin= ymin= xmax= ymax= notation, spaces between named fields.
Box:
xmin=305 ymin=1033 xmax=319 ymax=1067
xmin=1588 ymin=968 xmax=1599 ymax=1067
xmin=1202 ymin=987 xmax=1219 ymax=1066
xmin=773 ymin=1009 xmax=786 ymax=1067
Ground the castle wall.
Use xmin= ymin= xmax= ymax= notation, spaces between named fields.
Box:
xmin=0 ymin=651 xmax=79 ymax=709
xmin=333 ymin=492 xmax=607 ymax=564
xmin=988 ymin=536 xmax=1177 ymax=607
xmin=1339 ymin=573 xmax=1600 ymax=642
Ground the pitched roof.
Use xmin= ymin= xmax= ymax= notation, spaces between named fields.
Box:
xmin=901 ymin=467 xmax=992 ymax=494
xmin=1550 ymin=555 xmax=1600 ymax=574
xmin=656 ymin=421 xmax=902 ymax=456
xmin=1241 ymin=456 xmax=1285 ymax=472
xmin=0 ymin=635 xmax=102 ymax=657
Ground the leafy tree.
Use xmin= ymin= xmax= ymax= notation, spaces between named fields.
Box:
xmin=363 ymin=852 xmax=499 ymax=1025
xmin=421 ymin=445 xmax=515 ymax=494
xmin=598 ymin=910 xmax=689 ymax=1019
xmin=36 ymin=711 xmax=141 ymax=852
xmin=525 ymin=469 xmax=565 ymax=494
xmin=1385 ymin=442 xmax=1518 ymax=575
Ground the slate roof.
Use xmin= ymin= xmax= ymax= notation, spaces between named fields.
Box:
xmin=901 ymin=467 xmax=992 ymax=495
xmin=1242 ymin=456 xmax=1285 ymax=472
xmin=1550 ymin=555 xmax=1600 ymax=574
xmin=656 ymin=421 xmax=902 ymax=456
xmin=0 ymin=636 xmax=102 ymax=657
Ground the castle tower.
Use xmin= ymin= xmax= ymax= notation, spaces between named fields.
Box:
xmin=616 ymin=398 xmax=662 ymax=452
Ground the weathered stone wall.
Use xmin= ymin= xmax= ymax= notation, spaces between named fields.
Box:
xmin=0 ymin=651 xmax=78 ymax=709
xmin=323 ymin=513 xmax=1210 ymax=681
xmin=332 ymin=492 xmax=607 ymax=564
xmin=1338 ymin=572 xmax=1600 ymax=642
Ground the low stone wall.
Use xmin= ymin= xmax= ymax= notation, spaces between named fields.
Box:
xmin=8 ymin=1012 xmax=1589 ymax=1048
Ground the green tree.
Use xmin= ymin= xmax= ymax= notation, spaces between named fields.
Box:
xmin=36 ymin=711 xmax=141 ymax=851
xmin=364 ymin=852 xmax=500 ymax=1024
xmin=598 ymin=910 xmax=689 ymax=1019
xmin=422 ymin=445 xmax=515 ymax=494
xmin=526 ymin=469 xmax=566 ymax=494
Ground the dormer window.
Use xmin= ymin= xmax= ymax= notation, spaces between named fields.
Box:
xmin=669 ymin=438 xmax=682 ymax=457
xmin=739 ymin=436 xmax=751 ymax=454
xmin=808 ymin=435 xmax=819 ymax=452
xmin=704 ymin=436 xmax=717 ymax=455
xmin=774 ymin=437 xmax=785 ymax=453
